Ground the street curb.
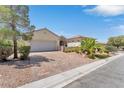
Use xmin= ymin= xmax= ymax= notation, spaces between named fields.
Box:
xmin=19 ymin=53 xmax=124 ymax=88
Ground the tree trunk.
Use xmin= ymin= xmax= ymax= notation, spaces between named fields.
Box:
xmin=117 ymin=46 xmax=119 ymax=49
xmin=11 ymin=23 xmax=18 ymax=59
xmin=10 ymin=5 xmax=18 ymax=59
xmin=13 ymin=35 xmax=18 ymax=59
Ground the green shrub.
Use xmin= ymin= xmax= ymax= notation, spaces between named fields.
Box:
xmin=19 ymin=46 xmax=31 ymax=60
xmin=0 ymin=39 xmax=13 ymax=47
xmin=95 ymin=53 xmax=109 ymax=59
xmin=64 ymin=47 xmax=81 ymax=53
xmin=105 ymin=45 xmax=118 ymax=52
xmin=0 ymin=40 xmax=13 ymax=60
xmin=17 ymin=40 xmax=27 ymax=48
xmin=18 ymin=40 xmax=30 ymax=60
xmin=88 ymin=54 xmax=95 ymax=59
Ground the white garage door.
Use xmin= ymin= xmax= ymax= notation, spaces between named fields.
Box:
xmin=31 ymin=40 xmax=58 ymax=52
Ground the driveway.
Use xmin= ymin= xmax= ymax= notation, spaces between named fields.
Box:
xmin=65 ymin=55 xmax=124 ymax=88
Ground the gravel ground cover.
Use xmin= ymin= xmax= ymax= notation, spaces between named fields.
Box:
xmin=0 ymin=51 xmax=94 ymax=88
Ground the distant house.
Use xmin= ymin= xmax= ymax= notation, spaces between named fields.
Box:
xmin=67 ymin=35 xmax=94 ymax=47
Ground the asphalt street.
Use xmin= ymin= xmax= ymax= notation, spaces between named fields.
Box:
xmin=65 ymin=55 xmax=124 ymax=88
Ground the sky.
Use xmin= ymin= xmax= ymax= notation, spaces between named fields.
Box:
xmin=29 ymin=5 xmax=124 ymax=42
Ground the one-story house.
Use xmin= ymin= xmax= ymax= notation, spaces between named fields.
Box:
xmin=30 ymin=28 xmax=66 ymax=52
xmin=30 ymin=28 xmax=94 ymax=51
xmin=67 ymin=35 xmax=94 ymax=47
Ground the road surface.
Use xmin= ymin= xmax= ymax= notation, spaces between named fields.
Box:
xmin=65 ymin=55 xmax=124 ymax=88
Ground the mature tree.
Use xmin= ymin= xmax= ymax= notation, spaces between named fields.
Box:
xmin=107 ymin=35 xmax=124 ymax=48
xmin=118 ymin=35 xmax=124 ymax=46
xmin=0 ymin=28 xmax=14 ymax=40
xmin=30 ymin=25 xmax=36 ymax=32
xmin=22 ymin=25 xmax=36 ymax=41
xmin=0 ymin=5 xmax=30 ymax=58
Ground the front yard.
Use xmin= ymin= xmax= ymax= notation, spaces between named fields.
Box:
xmin=0 ymin=51 xmax=95 ymax=88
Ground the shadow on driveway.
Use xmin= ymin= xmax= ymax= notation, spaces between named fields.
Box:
xmin=0 ymin=55 xmax=55 ymax=69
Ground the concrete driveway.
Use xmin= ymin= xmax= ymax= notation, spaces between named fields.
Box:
xmin=65 ymin=55 xmax=124 ymax=88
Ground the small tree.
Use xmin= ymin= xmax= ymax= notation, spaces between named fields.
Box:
xmin=0 ymin=5 xmax=31 ymax=59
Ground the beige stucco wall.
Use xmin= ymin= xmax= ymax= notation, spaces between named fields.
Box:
xmin=32 ymin=29 xmax=60 ymax=41
xmin=31 ymin=29 xmax=60 ymax=51
xmin=67 ymin=42 xmax=81 ymax=47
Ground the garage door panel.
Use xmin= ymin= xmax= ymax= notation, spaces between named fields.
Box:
xmin=31 ymin=41 xmax=58 ymax=52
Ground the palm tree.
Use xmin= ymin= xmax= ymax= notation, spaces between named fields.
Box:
xmin=81 ymin=38 xmax=105 ymax=58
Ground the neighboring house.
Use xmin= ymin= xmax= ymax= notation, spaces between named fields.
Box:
xmin=67 ymin=35 xmax=93 ymax=47
xmin=30 ymin=28 xmax=66 ymax=52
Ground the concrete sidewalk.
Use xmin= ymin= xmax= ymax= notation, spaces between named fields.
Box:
xmin=19 ymin=53 xmax=124 ymax=88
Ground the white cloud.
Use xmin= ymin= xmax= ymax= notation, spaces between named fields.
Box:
xmin=111 ymin=25 xmax=124 ymax=31
xmin=85 ymin=5 xmax=124 ymax=16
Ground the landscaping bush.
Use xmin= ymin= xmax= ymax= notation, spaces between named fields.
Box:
xmin=0 ymin=40 xmax=13 ymax=61
xmin=18 ymin=46 xmax=31 ymax=60
xmin=88 ymin=54 xmax=95 ymax=59
xmin=17 ymin=40 xmax=27 ymax=48
xmin=0 ymin=39 xmax=12 ymax=46
xmin=95 ymin=53 xmax=110 ymax=59
xmin=18 ymin=40 xmax=31 ymax=60
xmin=64 ymin=47 xmax=81 ymax=53
xmin=105 ymin=45 xmax=118 ymax=53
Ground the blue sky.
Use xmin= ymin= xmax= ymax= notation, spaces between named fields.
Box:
xmin=29 ymin=5 xmax=124 ymax=42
